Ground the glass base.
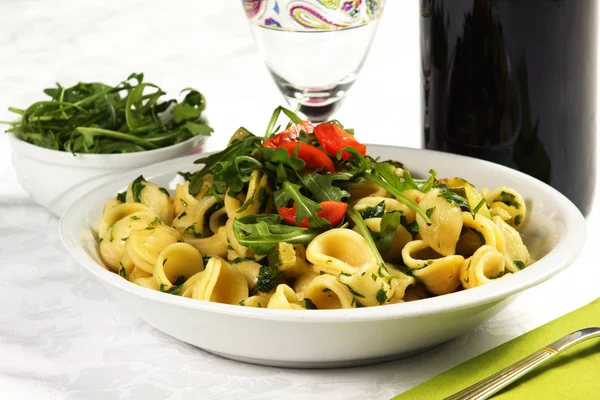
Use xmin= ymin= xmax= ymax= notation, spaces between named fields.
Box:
xmin=269 ymin=70 xmax=355 ymax=122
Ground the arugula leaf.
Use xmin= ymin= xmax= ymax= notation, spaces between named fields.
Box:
xmin=359 ymin=200 xmax=386 ymax=219
xmin=233 ymin=214 xmax=321 ymax=255
xmin=131 ymin=175 xmax=146 ymax=202
xmin=376 ymin=211 xmax=403 ymax=253
xmin=298 ymin=171 xmax=351 ymax=203
xmin=189 ymin=134 xmax=261 ymax=195
xmin=264 ymin=106 xmax=303 ymax=138
xmin=346 ymin=207 xmax=386 ymax=270
xmin=436 ymin=185 xmax=484 ymax=218
xmin=254 ymin=265 xmax=281 ymax=293
xmin=259 ymin=146 xmax=305 ymax=183
xmin=3 ymin=74 xmax=212 ymax=154
xmin=273 ymin=182 xmax=330 ymax=228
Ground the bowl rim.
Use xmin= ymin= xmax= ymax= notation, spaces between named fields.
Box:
xmin=59 ymin=144 xmax=587 ymax=323
xmin=7 ymin=132 xmax=207 ymax=165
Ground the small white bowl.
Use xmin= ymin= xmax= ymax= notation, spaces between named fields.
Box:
xmin=60 ymin=145 xmax=586 ymax=368
xmin=8 ymin=133 xmax=206 ymax=216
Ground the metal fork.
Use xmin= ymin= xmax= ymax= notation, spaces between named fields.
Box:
xmin=445 ymin=327 xmax=600 ymax=400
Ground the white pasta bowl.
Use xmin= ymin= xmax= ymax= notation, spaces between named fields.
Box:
xmin=8 ymin=133 xmax=207 ymax=217
xmin=59 ymin=145 xmax=586 ymax=368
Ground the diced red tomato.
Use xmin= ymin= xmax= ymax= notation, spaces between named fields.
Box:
xmin=314 ymin=122 xmax=366 ymax=160
xmin=263 ymin=120 xmax=314 ymax=149
xmin=277 ymin=142 xmax=335 ymax=173
xmin=279 ymin=201 xmax=348 ymax=228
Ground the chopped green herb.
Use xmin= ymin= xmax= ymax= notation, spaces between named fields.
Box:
xmin=116 ymin=191 xmax=127 ymax=202
xmin=499 ymin=191 xmax=520 ymax=209
xmin=180 ymin=198 xmax=188 ymax=207
xmin=121 ymin=237 xmax=128 ymax=242
xmin=491 ymin=270 xmax=506 ymax=279
xmin=371 ymin=273 xmax=377 ymax=281
xmin=202 ymin=255 xmax=212 ymax=265
xmin=341 ymin=282 xmax=365 ymax=298
xmin=162 ymin=258 xmax=168 ymax=266
xmin=322 ymin=288 xmax=332 ymax=293
xmin=513 ymin=260 xmax=526 ymax=270
xmin=376 ymin=287 xmax=387 ymax=305
xmin=407 ymin=221 xmax=420 ymax=234
xmin=160 ymin=284 xmax=182 ymax=295
xmin=119 ymin=262 xmax=127 ymax=278
xmin=131 ymin=176 xmax=146 ymax=203
xmin=159 ymin=187 xmax=170 ymax=196
xmin=185 ymin=225 xmax=202 ymax=237
xmin=177 ymin=211 xmax=187 ymax=219
xmin=239 ymin=300 xmax=246 ymax=306
xmin=130 ymin=215 xmax=140 ymax=220
xmin=145 ymin=217 xmax=162 ymax=230
xmin=466 ymin=260 xmax=472 ymax=271
xmin=254 ymin=265 xmax=280 ymax=293
xmin=173 ymin=275 xmax=186 ymax=286
xmin=99 ymin=238 xmax=104 ymax=244
xmin=303 ymin=298 xmax=318 ymax=310
xmin=326 ymin=259 xmax=333 ymax=264
xmin=514 ymin=214 xmax=523 ymax=226
xmin=358 ymin=200 xmax=386 ymax=219
xmin=339 ymin=271 xmax=352 ymax=277
xmin=425 ymin=207 xmax=436 ymax=218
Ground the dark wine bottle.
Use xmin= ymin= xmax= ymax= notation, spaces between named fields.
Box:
xmin=420 ymin=0 xmax=597 ymax=216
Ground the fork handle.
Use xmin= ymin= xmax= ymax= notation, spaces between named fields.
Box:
xmin=444 ymin=347 xmax=557 ymax=400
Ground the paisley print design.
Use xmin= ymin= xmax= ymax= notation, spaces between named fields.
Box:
xmin=265 ymin=17 xmax=282 ymax=28
xmin=244 ymin=0 xmax=385 ymax=30
xmin=243 ymin=0 xmax=265 ymax=18
xmin=290 ymin=4 xmax=344 ymax=29
xmin=318 ymin=0 xmax=340 ymax=9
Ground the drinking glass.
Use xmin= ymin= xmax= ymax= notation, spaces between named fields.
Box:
xmin=242 ymin=0 xmax=386 ymax=122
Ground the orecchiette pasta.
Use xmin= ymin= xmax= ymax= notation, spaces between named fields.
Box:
xmin=97 ymin=130 xmax=533 ymax=311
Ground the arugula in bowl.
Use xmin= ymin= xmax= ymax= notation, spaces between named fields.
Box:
xmin=2 ymin=73 xmax=213 ymax=154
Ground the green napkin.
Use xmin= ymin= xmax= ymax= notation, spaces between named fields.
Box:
xmin=393 ymin=298 xmax=600 ymax=400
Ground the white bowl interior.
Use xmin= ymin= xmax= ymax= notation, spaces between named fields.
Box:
xmin=59 ymin=145 xmax=586 ymax=367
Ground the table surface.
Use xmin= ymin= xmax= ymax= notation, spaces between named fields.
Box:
xmin=1 ymin=1 xmax=599 ymax=399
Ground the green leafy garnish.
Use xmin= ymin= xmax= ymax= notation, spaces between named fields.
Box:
xmin=159 ymin=187 xmax=170 ymax=196
xmin=116 ymin=191 xmax=126 ymax=202
xmin=254 ymin=265 xmax=281 ymax=293
xmin=233 ymin=214 xmax=320 ymax=255
xmin=376 ymin=287 xmax=387 ymax=305
xmin=514 ymin=214 xmax=523 ymax=226
xmin=513 ymin=260 xmax=526 ymax=270
xmin=359 ymin=200 xmax=386 ymax=219
xmin=119 ymin=262 xmax=127 ymax=278
xmin=375 ymin=211 xmax=403 ymax=253
xmin=303 ymin=298 xmax=318 ymax=309
xmin=131 ymin=176 xmax=146 ymax=203
xmin=273 ymin=182 xmax=330 ymax=228
xmin=3 ymin=73 xmax=212 ymax=153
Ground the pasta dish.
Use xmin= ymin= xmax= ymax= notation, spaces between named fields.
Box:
xmin=97 ymin=107 xmax=532 ymax=310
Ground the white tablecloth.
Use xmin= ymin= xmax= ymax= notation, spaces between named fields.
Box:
xmin=1 ymin=1 xmax=599 ymax=399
